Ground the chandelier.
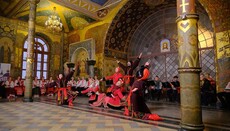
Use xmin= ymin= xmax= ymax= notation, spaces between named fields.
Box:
xmin=45 ymin=7 xmax=63 ymax=33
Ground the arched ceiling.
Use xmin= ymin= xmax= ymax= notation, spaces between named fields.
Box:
xmin=0 ymin=0 xmax=121 ymax=32
xmin=104 ymin=0 xmax=230 ymax=60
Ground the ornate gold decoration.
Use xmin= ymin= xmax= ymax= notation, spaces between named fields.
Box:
xmin=97 ymin=9 xmax=108 ymax=18
xmin=178 ymin=20 xmax=192 ymax=33
xmin=180 ymin=0 xmax=189 ymax=13
xmin=27 ymin=58 xmax=33 ymax=64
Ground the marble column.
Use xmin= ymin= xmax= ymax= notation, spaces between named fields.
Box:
xmin=176 ymin=0 xmax=204 ymax=130
xmin=87 ymin=60 xmax=96 ymax=77
xmin=23 ymin=0 xmax=40 ymax=102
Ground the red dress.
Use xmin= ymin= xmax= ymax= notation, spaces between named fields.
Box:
xmin=105 ymin=86 xmax=125 ymax=110
xmin=14 ymin=80 xmax=24 ymax=96
xmin=81 ymin=86 xmax=100 ymax=104
xmin=106 ymin=72 xmax=123 ymax=85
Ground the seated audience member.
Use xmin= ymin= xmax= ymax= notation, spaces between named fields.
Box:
xmin=76 ymin=77 xmax=88 ymax=95
xmin=68 ymin=77 xmax=77 ymax=91
xmin=146 ymin=79 xmax=155 ymax=101
xmin=5 ymin=77 xmax=15 ymax=99
xmin=153 ymin=76 xmax=162 ymax=101
xmin=0 ymin=81 xmax=6 ymax=99
xmin=162 ymin=81 xmax=173 ymax=102
xmin=46 ymin=77 xmax=55 ymax=96
xmin=205 ymin=73 xmax=217 ymax=103
xmin=217 ymin=82 xmax=230 ymax=108
xmin=171 ymin=76 xmax=180 ymax=102
xmin=33 ymin=76 xmax=40 ymax=98
xmin=14 ymin=76 xmax=24 ymax=96
xmin=200 ymin=74 xmax=213 ymax=106
xmin=40 ymin=77 xmax=47 ymax=95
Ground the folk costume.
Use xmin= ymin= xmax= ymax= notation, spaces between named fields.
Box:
xmin=130 ymin=62 xmax=162 ymax=121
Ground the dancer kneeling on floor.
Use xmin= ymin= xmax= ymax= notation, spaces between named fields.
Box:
xmin=81 ymin=76 xmax=101 ymax=104
xmin=91 ymin=67 xmax=126 ymax=109
xmin=130 ymin=62 xmax=162 ymax=121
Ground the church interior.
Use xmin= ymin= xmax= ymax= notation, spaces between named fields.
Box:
xmin=0 ymin=0 xmax=229 ymax=130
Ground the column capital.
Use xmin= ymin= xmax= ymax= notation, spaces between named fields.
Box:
xmin=87 ymin=60 xmax=96 ymax=66
xmin=178 ymin=67 xmax=201 ymax=73
xmin=176 ymin=13 xmax=199 ymax=22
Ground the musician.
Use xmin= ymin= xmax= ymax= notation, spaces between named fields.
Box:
xmin=217 ymin=82 xmax=230 ymax=108
xmin=170 ymin=76 xmax=180 ymax=102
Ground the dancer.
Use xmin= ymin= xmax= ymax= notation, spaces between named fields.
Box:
xmin=56 ymin=64 xmax=78 ymax=106
xmin=130 ymin=62 xmax=162 ymax=121
xmin=103 ymin=67 xmax=126 ymax=109
xmin=81 ymin=76 xmax=101 ymax=104
xmin=104 ymin=78 xmax=126 ymax=109
xmin=91 ymin=67 xmax=124 ymax=108
xmin=117 ymin=52 xmax=142 ymax=92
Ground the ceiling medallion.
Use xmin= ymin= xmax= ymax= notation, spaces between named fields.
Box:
xmin=97 ymin=9 xmax=108 ymax=18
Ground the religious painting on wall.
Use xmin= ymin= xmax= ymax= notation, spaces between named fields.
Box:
xmin=160 ymin=39 xmax=170 ymax=52
xmin=69 ymin=38 xmax=95 ymax=77
xmin=216 ymin=30 xmax=230 ymax=59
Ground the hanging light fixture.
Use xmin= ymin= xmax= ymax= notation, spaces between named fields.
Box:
xmin=45 ymin=7 xmax=63 ymax=33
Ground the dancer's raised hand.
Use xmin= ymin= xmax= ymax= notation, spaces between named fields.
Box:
xmin=138 ymin=52 xmax=142 ymax=58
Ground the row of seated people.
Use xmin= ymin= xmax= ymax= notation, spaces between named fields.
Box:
xmin=143 ymin=76 xmax=181 ymax=103
xmin=68 ymin=76 xmax=100 ymax=94
xmin=143 ymin=73 xmax=230 ymax=109
xmin=0 ymin=76 xmax=25 ymax=99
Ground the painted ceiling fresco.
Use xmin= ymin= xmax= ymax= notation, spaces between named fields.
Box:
xmin=91 ymin=0 xmax=108 ymax=6
xmin=0 ymin=0 xmax=118 ymax=32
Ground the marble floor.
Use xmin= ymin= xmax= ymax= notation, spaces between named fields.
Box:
xmin=0 ymin=96 xmax=230 ymax=131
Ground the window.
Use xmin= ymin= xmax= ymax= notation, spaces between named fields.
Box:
xmin=22 ymin=37 xmax=49 ymax=79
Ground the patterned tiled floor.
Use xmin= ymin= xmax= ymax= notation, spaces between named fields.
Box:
xmin=0 ymin=102 xmax=174 ymax=131
xmin=0 ymin=96 xmax=230 ymax=131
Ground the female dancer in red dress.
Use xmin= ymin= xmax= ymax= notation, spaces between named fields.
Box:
xmin=92 ymin=67 xmax=126 ymax=109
